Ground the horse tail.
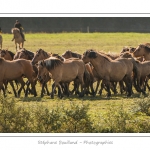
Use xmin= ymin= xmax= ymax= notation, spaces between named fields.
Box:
xmin=130 ymin=58 xmax=139 ymax=77
xmin=83 ymin=64 xmax=91 ymax=84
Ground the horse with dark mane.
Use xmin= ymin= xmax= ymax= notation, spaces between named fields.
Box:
xmin=37 ymin=57 xmax=85 ymax=98
xmin=0 ymin=49 xmax=19 ymax=96
xmin=14 ymin=48 xmax=50 ymax=97
xmin=14 ymin=48 xmax=34 ymax=60
xmin=0 ymin=57 xmax=37 ymax=97
xmin=133 ymin=44 xmax=150 ymax=60
xmin=11 ymin=28 xmax=24 ymax=51
xmin=50 ymin=53 xmax=65 ymax=61
xmin=82 ymin=49 xmax=133 ymax=97
xmin=31 ymin=48 xmax=50 ymax=65
xmin=62 ymin=50 xmax=82 ymax=59
xmin=120 ymin=51 xmax=150 ymax=94
xmin=0 ymin=49 xmax=15 ymax=60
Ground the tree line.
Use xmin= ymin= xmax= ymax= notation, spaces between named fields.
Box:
xmin=1 ymin=17 xmax=150 ymax=33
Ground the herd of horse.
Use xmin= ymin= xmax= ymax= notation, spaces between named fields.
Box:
xmin=1 ymin=42 xmax=150 ymax=99
xmin=1 ymin=30 xmax=150 ymax=98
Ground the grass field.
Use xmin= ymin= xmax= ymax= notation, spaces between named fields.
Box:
xmin=1 ymin=32 xmax=150 ymax=133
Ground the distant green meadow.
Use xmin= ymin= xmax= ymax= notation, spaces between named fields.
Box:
xmin=1 ymin=32 xmax=150 ymax=133
xmin=2 ymin=32 xmax=150 ymax=54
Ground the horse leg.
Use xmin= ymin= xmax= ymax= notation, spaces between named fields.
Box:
xmin=124 ymin=76 xmax=133 ymax=97
xmin=104 ymin=80 xmax=111 ymax=98
xmin=71 ymin=80 xmax=78 ymax=95
xmin=65 ymin=82 xmax=70 ymax=97
xmin=41 ymin=81 xmax=50 ymax=97
xmin=89 ymin=81 xmax=95 ymax=96
xmin=45 ymin=83 xmax=50 ymax=96
xmin=40 ymin=82 xmax=45 ymax=97
xmin=9 ymin=81 xmax=17 ymax=97
xmin=94 ymin=79 xmax=100 ymax=96
xmin=111 ymin=82 xmax=118 ymax=95
xmin=25 ymin=81 xmax=37 ymax=97
xmin=119 ymin=80 xmax=124 ymax=94
xmin=30 ymin=80 xmax=37 ymax=97
xmin=17 ymin=78 xmax=25 ymax=97
xmin=51 ymin=82 xmax=63 ymax=99
xmin=99 ymin=80 xmax=105 ymax=96
xmin=51 ymin=82 xmax=56 ymax=99
xmin=78 ymin=76 xmax=85 ymax=97
xmin=137 ymin=77 xmax=145 ymax=95
xmin=0 ymin=82 xmax=6 ymax=97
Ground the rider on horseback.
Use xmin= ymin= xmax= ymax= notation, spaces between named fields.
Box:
xmin=12 ymin=20 xmax=26 ymax=41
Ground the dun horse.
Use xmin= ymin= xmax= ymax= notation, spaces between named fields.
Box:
xmin=37 ymin=57 xmax=85 ymax=98
xmin=82 ymin=49 xmax=133 ymax=97
xmin=62 ymin=50 xmax=82 ymax=59
xmin=0 ymin=49 xmax=15 ymax=60
xmin=0 ymin=49 xmax=19 ymax=96
xmin=31 ymin=48 xmax=50 ymax=65
xmin=15 ymin=48 xmax=50 ymax=97
xmin=11 ymin=28 xmax=24 ymax=51
xmin=133 ymin=44 xmax=150 ymax=60
xmin=0 ymin=57 xmax=37 ymax=97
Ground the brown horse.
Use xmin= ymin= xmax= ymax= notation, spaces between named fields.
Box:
xmin=37 ymin=57 xmax=85 ymax=98
xmin=0 ymin=49 xmax=15 ymax=60
xmin=0 ymin=49 xmax=19 ymax=96
xmin=62 ymin=50 xmax=82 ymax=59
xmin=0 ymin=35 xmax=2 ymax=49
xmin=133 ymin=44 xmax=150 ymax=61
xmin=31 ymin=48 xmax=50 ymax=65
xmin=120 ymin=47 xmax=136 ymax=54
xmin=11 ymin=28 xmax=24 ymax=51
xmin=120 ymin=52 xmax=150 ymax=94
xmin=82 ymin=49 xmax=133 ymax=97
xmin=15 ymin=48 xmax=50 ymax=97
xmin=14 ymin=48 xmax=34 ymax=60
xmin=0 ymin=57 xmax=37 ymax=97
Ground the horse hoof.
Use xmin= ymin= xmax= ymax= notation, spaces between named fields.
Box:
xmin=79 ymin=93 xmax=84 ymax=97
xmin=60 ymin=95 xmax=64 ymax=99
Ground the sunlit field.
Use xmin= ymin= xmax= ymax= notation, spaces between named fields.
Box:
xmin=1 ymin=32 xmax=150 ymax=133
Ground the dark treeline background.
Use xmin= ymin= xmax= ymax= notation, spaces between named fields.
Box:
xmin=1 ymin=17 xmax=150 ymax=33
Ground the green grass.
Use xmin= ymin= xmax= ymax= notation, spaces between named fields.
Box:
xmin=1 ymin=32 xmax=150 ymax=132
xmin=2 ymin=32 xmax=150 ymax=53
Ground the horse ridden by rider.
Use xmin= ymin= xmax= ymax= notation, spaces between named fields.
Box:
xmin=12 ymin=20 xmax=26 ymax=42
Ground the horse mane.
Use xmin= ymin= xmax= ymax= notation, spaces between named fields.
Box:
xmin=70 ymin=51 xmax=82 ymax=58
xmin=8 ymin=50 xmax=15 ymax=59
xmin=37 ymin=49 xmax=50 ymax=58
xmin=22 ymin=48 xmax=34 ymax=59
xmin=99 ymin=51 xmax=119 ymax=60
xmin=0 ymin=49 xmax=15 ymax=59
xmin=51 ymin=53 xmax=65 ymax=61
xmin=66 ymin=50 xmax=82 ymax=58
xmin=141 ymin=44 xmax=150 ymax=53
xmin=97 ymin=51 xmax=112 ymax=62
xmin=45 ymin=57 xmax=63 ymax=70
